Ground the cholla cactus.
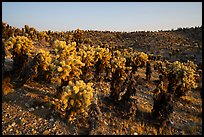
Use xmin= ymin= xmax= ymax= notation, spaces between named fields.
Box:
xmin=132 ymin=51 xmax=148 ymax=68
xmin=50 ymin=80 xmax=94 ymax=123
xmin=4 ymin=36 xmax=34 ymax=74
xmin=50 ymin=41 xmax=85 ymax=85
xmin=167 ymin=60 xmax=198 ymax=97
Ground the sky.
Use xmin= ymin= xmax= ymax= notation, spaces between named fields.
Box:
xmin=2 ymin=2 xmax=202 ymax=32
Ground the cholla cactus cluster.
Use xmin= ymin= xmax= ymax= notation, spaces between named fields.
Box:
xmin=2 ymin=23 xmax=200 ymax=128
xmin=132 ymin=51 xmax=148 ymax=67
xmin=37 ymin=49 xmax=52 ymax=71
xmin=50 ymin=41 xmax=85 ymax=85
xmin=4 ymin=36 xmax=35 ymax=74
xmin=50 ymin=80 xmax=94 ymax=123
xmin=168 ymin=60 xmax=198 ymax=91
xmin=111 ymin=50 xmax=127 ymax=80
xmin=78 ymin=45 xmax=96 ymax=67
xmin=5 ymin=36 xmax=34 ymax=57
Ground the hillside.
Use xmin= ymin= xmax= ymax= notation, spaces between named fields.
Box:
xmin=2 ymin=23 xmax=202 ymax=67
xmin=2 ymin=23 xmax=202 ymax=135
xmin=82 ymin=27 xmax=202 ymax=67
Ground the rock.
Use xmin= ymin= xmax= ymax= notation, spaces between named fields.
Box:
xmin=104 ymin=121 xmax=108 ymax=125
xmin=32 ymin=130 xmax=37 ymax=134
xmin=53 ymin=126 xmax=57 ymax=131
xmin=7 ymin=124 xmax=12 ymax=129
xmin=169 ymin=119 xmax=174 ymax=125
xmin=43 ymin=130 xmax=50 ymax=135
xmin=49 ymin=118 xmax=54 ymax=122
xmin=28 ymin=108 xmax=35 ymax=112
xmin=11 ymin=122 xmax=16 ymax=126
xmin=10 ymin=128 xmax=13 ymax=132
xmin=36 ymin=106 xmax=39 ymax=109
xmin=16 ymin=130 xmax=19 ymax=134
xmin=14 ymin=118 xmax=22 ymax=125
xmin=25 ymin=103 xmax=30 ymax=108
xmin=41 ymin=106 xmax=44 ymax=109
xmin=134 ymin=132 xmax=138 ymax=135
xmin=21 ymin=118 xmax=25 ymax=122
xmin=5 ymin=114 xmax=9 ymax=117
